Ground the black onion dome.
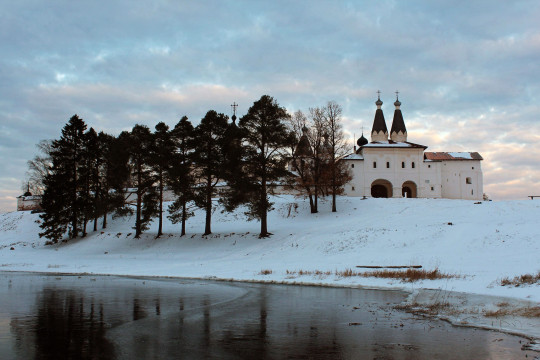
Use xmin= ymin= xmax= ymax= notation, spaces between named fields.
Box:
xmin=357 ymin=134 xmax=368 ymax=147
xmin=394 ymin=99 xmax=401 ymax=107
xmin=232 ymin=114 xmax=237 ymax=122
xmin=23 ymin=191 xmax=32 ymax=197
xmin=375 ymin=98 xmax=383 ymax=106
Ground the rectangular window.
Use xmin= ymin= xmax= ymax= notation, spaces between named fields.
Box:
xmin=472 ymin=167 xmax=475 ymax=169
xmin=352 ymin=186 xmax=355 ymax=191
xmin=412 ymin=162 xmax=415 ymax=168
xmin=386 ymin=162 xmax=390 ymax=168
xmin=428 ymin=164 xmax=431 ymax=168
xmin=351 ymin=164 xmax=354 ymax=168
xmin=373 ymin=161 xmax=377 ymax=168
xmin=401 ymin=161 xmax=405 ymax=168
xmin=431 ymin=186 xmax=434 ymax=191
xmin=466 ymin=177 xmax=472 ymax=184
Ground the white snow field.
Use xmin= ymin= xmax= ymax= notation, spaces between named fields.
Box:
xmin=1 ymin=196 xmax=539 ymax=338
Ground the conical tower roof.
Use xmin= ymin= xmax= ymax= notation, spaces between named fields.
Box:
xmin=390 ymin=92 xmax=407 ymax=142
xmin=371 ymin=92 xmax=388 ymax=142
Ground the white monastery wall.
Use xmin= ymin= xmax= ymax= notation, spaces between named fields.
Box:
xmin=440 ymin=160 xmax=483 ymax=200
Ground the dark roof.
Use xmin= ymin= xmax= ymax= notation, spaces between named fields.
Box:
xmin=424 ymin=152 xmax=483 ymax=161
xmin=364 ymin=140 xmax=427 ymax=149
xmin=371 ymin=109 xmax=388 ymax=134
xmin=294 ymin=135 xmax=313 ymax=157
xmin=356 ymin=134 xmax=368 ymax=147
xmin=390 ymin=109 xmax=407 ymax=134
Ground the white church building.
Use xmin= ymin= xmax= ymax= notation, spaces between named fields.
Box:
xmin=341 ymin=95 xmax=483 ymax=200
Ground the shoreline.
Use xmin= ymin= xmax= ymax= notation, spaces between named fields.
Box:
xmin=2 ymin=269 xmax=539 ymax=342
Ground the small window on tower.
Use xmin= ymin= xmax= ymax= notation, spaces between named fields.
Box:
xmin=466 ymin=177 xmax=472 ymax=184
xmin=352 ymin=186 xmax=355 ymax=191
xmin=351 ymin=164 xmax=354 ymax=168
xmin=412 ymin=162 xmax=415 ymax=168
xmin=386 ymin=162 xmax=390 ymax=168
xmin=472 ymin=167 xmax=474 ymax=169
xmin=373 ymin=161 xmax=377 ymax=168
xmin=428 ymin=165 xmax=431 ymax=168
xmin=431 ymin=186 xmax=434 ymax=191
xmin=402 ymin=162 xmax=405 ymax=168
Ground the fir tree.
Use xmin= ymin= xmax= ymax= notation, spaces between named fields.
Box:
xmin=167 ymin=116 xmax=195 ymax=236
xmin=220 ymin=113 xmax=247 ymax=212
xmin=97 ymin=132 xmax=130 ymax=229
xmin=128 ymin=125 xmax=158 ymax=238
xmin=192 ymin=110 xmax=229 ymax=235
xmin=237 ymin=95 xmax=292 ymax=237
xmin=150 ymin=122 xmax=175 ymax=238
xmin=39 ymin=115 xmax=87 ymax=242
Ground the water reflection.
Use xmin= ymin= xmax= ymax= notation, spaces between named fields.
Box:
xmin=0 ymin=273 xmax=533 ymax=359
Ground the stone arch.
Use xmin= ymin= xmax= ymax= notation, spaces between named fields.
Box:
xmin=402 ymin=180 xmax=417 ymax=198
xmin=371 ymin=179 xmax=393 ymax=198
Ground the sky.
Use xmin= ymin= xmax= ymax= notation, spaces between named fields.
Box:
xmin=1 ymin=0 xmax=540 ymax=212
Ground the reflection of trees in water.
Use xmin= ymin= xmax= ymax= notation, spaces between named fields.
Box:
xmin=11 ymin=288 xmax=115 ymax=360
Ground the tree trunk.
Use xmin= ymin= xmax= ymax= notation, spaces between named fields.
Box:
xmin=102 ymin=210 xmax=107 ymax=229
xmin=135 ymin=162 xmax=142 ymax=238
xmin=157 ymin=172 xmax=163 ymax=237
xmin=308 ymin=191 xmax=316 ymax=213
xmin=204 ymin=175 xmax=212 ymax=235
xmin=181 ymin=200 xmax=186 ymax=236
xmin=260 ymin=172 xmax=268 ymax=237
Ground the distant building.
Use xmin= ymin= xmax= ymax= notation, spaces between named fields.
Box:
xmin=16 ymin=190 xmax=42 ymax=211
xmin=341 ymin=95 xmax=483 ymax=200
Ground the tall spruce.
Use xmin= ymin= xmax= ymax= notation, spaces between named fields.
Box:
xmin=167 ymin=116 xmax=195 ymax=236
xmin=220 ymin=113 xmax=247 ymax=212
xmin=151 ymin=122 xmax=175 ymax=238
xmin=237 ymin=95 xmax=292 ymax=237
xmin=192 ymin=110 xmax=229 ymax=235
xmin=39 ymin=115 xmax=87 ymax=243
xmin=128 ymin=125 xmax=158 ymax=238
xmin=81 ymin=127 xmax=101 ymax=236
xmin=97 ymin=132 xmax=131 ymax=229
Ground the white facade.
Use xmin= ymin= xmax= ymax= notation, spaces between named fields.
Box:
xmin=341 ymin=98 xmax=483 ymax=200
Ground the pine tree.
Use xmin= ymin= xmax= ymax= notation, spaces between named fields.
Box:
xmin=192 ymin=110 xmax=229 ymax=235
xmin=167 ymin=116 xmax=195 ymax=236
xmin=220 ymin=114 xmax=247 ymax=212
xmin=97 ymin=132 xmax=130 ymax=229
xmin=150 ymin=122 xmax=175 ymax=238
xmin=237 ymin=95 xmax=292 ymax=237
xmin=39 ymin=115 xmax=87 ymax=243
xmin=128 ymin=125 xmax=158 ymax=238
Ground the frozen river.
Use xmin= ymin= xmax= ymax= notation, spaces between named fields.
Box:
xmin=0 ymin=272 xmax=534 ymax=359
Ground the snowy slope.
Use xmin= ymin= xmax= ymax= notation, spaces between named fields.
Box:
xmin=0 ymin=196 xmax=539 ymax=303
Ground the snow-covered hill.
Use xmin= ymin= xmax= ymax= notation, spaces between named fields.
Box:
xmin=1 ymin=195 xmax=538 ymax=300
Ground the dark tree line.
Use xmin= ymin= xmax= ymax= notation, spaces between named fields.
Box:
xmin=36 ymin=96 xmax=349 ymax=243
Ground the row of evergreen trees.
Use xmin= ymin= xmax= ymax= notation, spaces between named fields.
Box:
xmin=36 ymin=95 xmax=349 ymax=243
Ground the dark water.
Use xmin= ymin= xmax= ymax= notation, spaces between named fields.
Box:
xmin=0 ymin=273 xmax=534 ymax=359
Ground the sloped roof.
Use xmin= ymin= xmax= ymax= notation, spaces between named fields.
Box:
xmin=294 ymin=135 xmax=313 ymax=157
xmin=390 ymin=109 xmax=407 ymax=134
xmin=341 ymin=153 xmax=364 ymax=160
xmin=363 ymin=140 xmax=427 ymax=149
xmin=371 ymin=109 xmax=388 ymax=134
xmin=424 ymin=152 xmax=483 ymax=161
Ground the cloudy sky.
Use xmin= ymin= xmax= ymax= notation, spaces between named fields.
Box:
xmin=1 ymin=1 xmax=539 ymax=212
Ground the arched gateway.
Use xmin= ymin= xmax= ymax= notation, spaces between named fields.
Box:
xmin=402 ymin=181 xmax=417 ymax=198
xmin=371 ymin=179 xmax=393 ymax=198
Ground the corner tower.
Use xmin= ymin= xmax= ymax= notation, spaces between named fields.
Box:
xmin=371 ymin=91 xmax=389 ymax=142
xmin=390 ymin=91 xmax=407 ymax=142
